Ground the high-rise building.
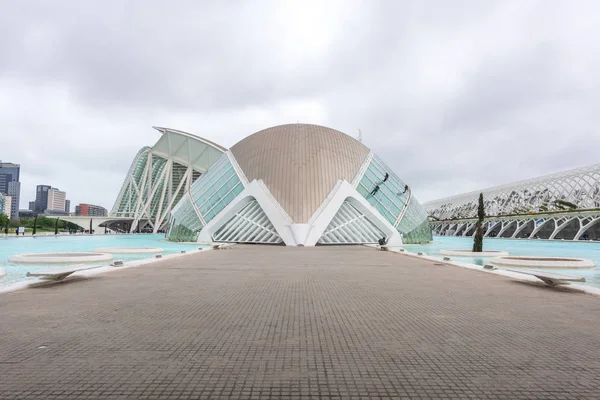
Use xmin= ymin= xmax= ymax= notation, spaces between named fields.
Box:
xmin=65 ymin=199 xmax=70 ymax=214
xmin=29 ymin=201 xmax=35 ymax=211
xmin=7 ymin=181 xmax=20 ymax=219
xmin=0 ymin=193 xmax=11 ymax=217
xmin=75 ymin=203 xmax=108 ymax=217
xmin=47 ymin=188 xmax=66 ymax=212
xmin=0 ymin=162 xmax=20 ymax=193
xmin=35 ymin=185 xmax=52 ymax=212
xmin=0 ymin=162 xmax=20 ymax=220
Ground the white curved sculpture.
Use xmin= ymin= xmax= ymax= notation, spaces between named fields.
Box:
xmin=439 ymin=249 xmax=509 ymax=257
xmin=491 ymin=256 xmax=595 ymax=269
xmin=9 ymin=252 xmax=113 ymax=264
xmin=94 ymin=247 xmax=163 ymax=254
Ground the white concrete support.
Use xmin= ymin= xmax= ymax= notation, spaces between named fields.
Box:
xmin=497 ymin=220 xmax=516 ymax=238
xmin=510 ymin=220 xmax=526 ymax=238
xmin=574 ymin=217 xmax=600 ymax=240
xmin=453 ymin=222 xmax=467 ymax=237
xmin=484 ymin=221 xmax=501 ymax=237
xmin=461 ymin=223 xmax=475 ymax=237
xmin=549 ymin=216 xmax=577 ymax=240
xmin=196 ymin=179 xmax=403 ymax=247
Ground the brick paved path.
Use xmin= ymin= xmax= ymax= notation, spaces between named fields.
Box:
xmin=1 ymin=245 xmax=600 ymax=399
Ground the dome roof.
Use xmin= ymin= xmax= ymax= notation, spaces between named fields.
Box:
xmin=230 ymin=124 xmax=370 ymax=223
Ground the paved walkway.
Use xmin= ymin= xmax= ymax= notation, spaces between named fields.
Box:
xmin=1 ymin=245 xmax=600 ymax=399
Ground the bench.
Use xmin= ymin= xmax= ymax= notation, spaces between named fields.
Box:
xmin=26 ymin=265 xmax=102 ymax=281
xmin=503 ymin=268 xmax=585 ymax=287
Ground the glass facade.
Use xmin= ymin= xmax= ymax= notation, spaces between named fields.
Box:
xmin=357 ymin=154 xmax=432 ymax=244
xmin=166 ymin=147 xmax=432 ymax=245
xmin=189 ymin=154 xmax=244 ymax=224
xmin=356 ymin=155 xmax=409 ymax=225
xmin=167 ymin=193 xmax=204 ymax=242
xmin=167 ymin=153 xmax=245 ymax=241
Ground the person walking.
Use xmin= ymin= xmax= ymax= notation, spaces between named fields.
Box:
xmin=370 ymin=184 xmax=380 ymax=196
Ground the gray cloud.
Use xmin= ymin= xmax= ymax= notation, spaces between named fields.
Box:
xmin=1 ymin=0 xmax=599 ymax=210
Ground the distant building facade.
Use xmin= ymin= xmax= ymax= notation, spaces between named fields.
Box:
xmin=18 ymin=209 xmax=36 ymax=219
xmin=7 ymin=181 xmax=20 ymax=219
xmin=28 ymin=201 xmax=35 ymax=211
xmin=47 ymin=188 xmax=66 ymax=212
xmin=65 ymin=199 xmax=70 ymax=214
xmin=0 ymin=193 xmax=11 ymax=217
xmin=75 ymin=203 xmax=108 ymax=217
xmin=0 ymin=162 xmax=21 ymax=219
xmin=35 ymin=185 xmax=52 ymax=213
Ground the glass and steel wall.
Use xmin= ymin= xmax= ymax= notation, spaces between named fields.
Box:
xmin=356 ymin=154 xmax=432 ymax=244
xmin=167 ymin=153 xmax=245 ymax=241
xmin=425 ymin=163 xmax=600 ymax=220
xmin=356 ymin=155 xmax=409 ymax=225
xmin=167 ymin=194 xmax=204 ymax=242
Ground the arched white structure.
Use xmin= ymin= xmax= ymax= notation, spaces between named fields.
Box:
xmin=427 ymin=162 xmax=600 ymax=241
xmin=425 ymin=163 xmax=600 ymax=220
xmin=431 ymin=210 xmax=600 ymax=241
xmin=167 ymin=124 xmax=432 ymax=246
xmin=110 ymin=127 xmax=225 ymax=233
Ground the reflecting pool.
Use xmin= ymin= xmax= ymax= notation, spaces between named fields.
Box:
xmin=0 ymin=234 xmax=205 ymax=287
xmin=403 ymin=236 xmax=600 ymax=288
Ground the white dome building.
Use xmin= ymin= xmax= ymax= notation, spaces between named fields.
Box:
xmin=167 ymin=124 xmax=431 ymax=246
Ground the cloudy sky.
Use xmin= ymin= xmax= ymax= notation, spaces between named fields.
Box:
xmin=1 ymin=0 xmax=599 ymax=211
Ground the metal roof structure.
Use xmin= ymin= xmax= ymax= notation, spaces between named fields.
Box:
xmin=424 ymin=163 xmax=600 ymax=220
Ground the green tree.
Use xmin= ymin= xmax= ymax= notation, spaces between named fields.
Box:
xmin=55 ymin=218 xmax=60 ymax=235
xmin=32 ymin=214 xmax=38 ymax=235
xmin=89 ymin=218 xmax=93 ymax=234
xmin=0 ymin=214 xmax=8 ymax=231
xmin=472 ymin=193 xmax=485 ymax=252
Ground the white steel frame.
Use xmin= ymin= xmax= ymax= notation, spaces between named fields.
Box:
xmin=110 ymin=127 xmax=225 ymax=232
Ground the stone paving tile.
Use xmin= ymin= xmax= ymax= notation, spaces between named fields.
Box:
xmin=0 ymin=245 xmax=600 ymax=399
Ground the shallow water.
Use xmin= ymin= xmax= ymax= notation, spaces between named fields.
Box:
xmin=0 ymin=234 xmax=205 ymax=286
xmin=402 ymin=236 xmax=600 ymax=288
